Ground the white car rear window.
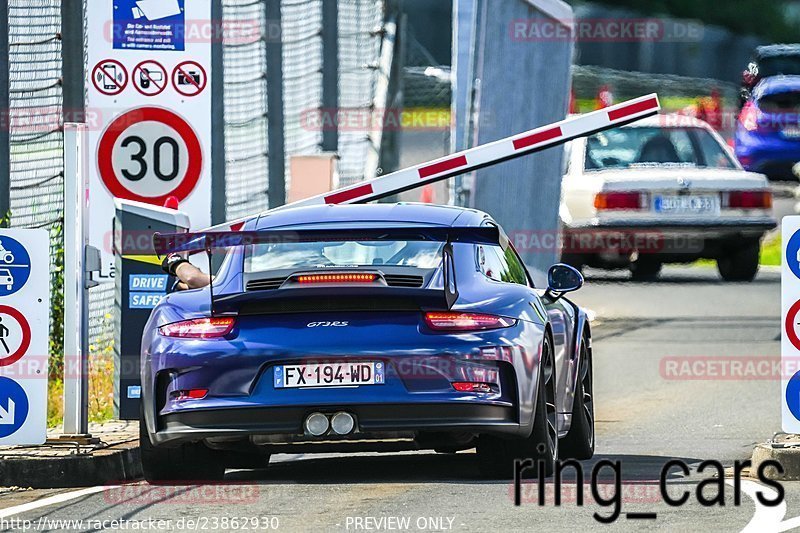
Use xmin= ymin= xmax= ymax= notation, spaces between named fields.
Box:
xmin=584 ymin=126 xmax=737 ymax=171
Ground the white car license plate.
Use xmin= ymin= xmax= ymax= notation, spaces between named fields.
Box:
xmin=654 ymin=195 xmax=719 ymax=214
xmin=274 ymin=362 xmax=385 ymax=388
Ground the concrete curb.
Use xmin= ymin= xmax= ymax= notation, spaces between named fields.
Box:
xmin=751 ymin=442 xmax=800 ymax=481
xmin=0 ymin=441 xmax=141 ymax=489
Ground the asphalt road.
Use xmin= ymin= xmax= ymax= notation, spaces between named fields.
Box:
xmin=0 ymin=265 xmax=790 ymax=532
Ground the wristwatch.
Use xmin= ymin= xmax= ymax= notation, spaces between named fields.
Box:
xmin=162 ymin=254 xmax=190 ymax=276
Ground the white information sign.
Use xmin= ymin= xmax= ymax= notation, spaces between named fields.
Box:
xmin=87 ymin=0 xmax=212 ymax=281
xmin=0 ymin=230 xmax=50 ymax=445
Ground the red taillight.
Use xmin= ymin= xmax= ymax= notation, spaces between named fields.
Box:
xmin=159 ymin=317 xmax=235 ymax=338
xmin=296 ymin=273 xmax=378 ymax=284
xmin=594 ymin=192 xmax=645 ymax=210
xmin=452 ymin=382 xmax=495 ymax=393
xmin=173 ymin=389 xmax=209 ymax=400
xmin=740 ymin=102 xmax=760 ymax=132
xmin=424 ymin=312 xmax=516 ymax=331
xmin=726 ymin=190 xmax=772 ymax=209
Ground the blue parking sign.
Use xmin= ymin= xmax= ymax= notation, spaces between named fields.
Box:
xmin=0 ymin=236 xmax=31 ymax=297
xmin=0 ymin=377 xmax=29 ymax=439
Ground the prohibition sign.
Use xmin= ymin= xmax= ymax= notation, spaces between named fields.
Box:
xmin=91 ymin=59 xmax=128 ymax=96
xmin=133 ymin=60 xmax=167 ymax=97
xmin=786 ymin=299 xmax=800 ymax=352
xmin=172 ymin=61 xmax=207 ymax=97
xmin=0 ymin=305 xmax=31 ymax=368
xmin=97 ymin=107 xmax=203 ymax=204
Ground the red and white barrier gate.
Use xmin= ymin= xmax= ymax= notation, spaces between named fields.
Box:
xmin=211 ymin=93 xmax=661 ymax=230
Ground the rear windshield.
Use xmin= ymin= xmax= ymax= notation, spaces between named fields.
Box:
xmin=758 ymin=91 xmax=800 ymax=114
xmin=758 ymin=56 xmax=800 ymax=78
xmin=584 ymin=126 xmax=737 ymax=171
xmin=244 ymin=240 xmax=444 ymax=273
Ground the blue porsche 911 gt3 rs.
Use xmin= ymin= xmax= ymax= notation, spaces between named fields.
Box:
xmin=140 ymin=203 xmax=594 ymax=481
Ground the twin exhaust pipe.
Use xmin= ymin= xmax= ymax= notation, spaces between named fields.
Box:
xmin=304 ymin=411 xmax=356 ymax=437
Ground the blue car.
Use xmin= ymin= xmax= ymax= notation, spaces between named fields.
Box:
xmin=735 ymin=75 xmax=800 ymax=180
xmin=140 ymin=204 xmax=594 ymax=481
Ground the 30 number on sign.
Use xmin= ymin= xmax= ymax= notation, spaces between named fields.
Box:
xmin=97 ymin=107 xmax=203 ymax=205
xmin=120 ymin=136 xmax=181 ymax=183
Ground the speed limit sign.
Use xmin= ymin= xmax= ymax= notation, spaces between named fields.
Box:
xmin=97 ymin=107 xmax=203 ymax=204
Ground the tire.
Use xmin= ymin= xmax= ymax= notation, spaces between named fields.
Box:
xmin=630 ymin=256 xmax=662 ymax=281
xmin=139 ymin=412 xmax=225 ymax=484
xmin=717 ymin=240 xmax=760 ymax=282
xmin=477 ymin=334 xmax=557 ymax=479
xmin=559 ymin=332 xmax=595 ymax=460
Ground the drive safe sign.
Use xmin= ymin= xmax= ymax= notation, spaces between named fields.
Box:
xmin=87 ymin=0 xmax=212 ymax=281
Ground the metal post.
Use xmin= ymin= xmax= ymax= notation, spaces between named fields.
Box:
xmin=61 ymin=0 xmax=85 ymax=124
xmin=265 ymin=0 xmax=286 ymax=208
xmin=210 ymin=0 xmax=226 ymax=224
xmin=62 ymin=123 xmax=90 ymax=437
xmin=321 ymin=0 xmax=338 ymax=153
xmin=0 ymin=0 xmax=10 ymax=225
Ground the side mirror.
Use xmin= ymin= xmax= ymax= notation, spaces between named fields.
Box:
xmin=545 ymin=263 xmax=584 ymax=302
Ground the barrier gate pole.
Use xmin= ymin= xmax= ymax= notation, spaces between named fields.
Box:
xmin=62 ymin=123 xmax=91 ymax=438
xmin=205 ymin=93 xmax=661 ymax=232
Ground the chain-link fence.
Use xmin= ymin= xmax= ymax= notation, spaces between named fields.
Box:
xmin=337 ymin=0 xmax=382 ymax=186
xmin=281 ymin=0 xmax=323 ymax=191
xmin=8 ymin=0 xmax=63 ymax=231
xmin=223 ymin=0 xmax=269 ymax=220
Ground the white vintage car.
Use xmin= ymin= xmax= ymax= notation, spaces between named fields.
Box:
xmin=560 ymin=115 xmax=776 ymax=281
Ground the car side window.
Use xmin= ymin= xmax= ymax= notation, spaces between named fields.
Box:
xmin=503 ymin=246 xmax=530 ymax=286
xmin=478 ymin=245 xmax=528 ymax=286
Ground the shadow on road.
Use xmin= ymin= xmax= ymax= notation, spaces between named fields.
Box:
xmin=222 ymin=452 xmax=702 ymax=485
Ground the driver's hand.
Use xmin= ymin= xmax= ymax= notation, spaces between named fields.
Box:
xmin=162 ymin=253 xmax=189 ymax=276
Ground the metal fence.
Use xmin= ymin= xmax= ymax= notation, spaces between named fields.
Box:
xmin=337 ymin=0 xmax=383 ymax=186
xmin=3 ymin=0 xmax=389 ymax=391
xmin=223 ymin=0 xmax=270 ymax=220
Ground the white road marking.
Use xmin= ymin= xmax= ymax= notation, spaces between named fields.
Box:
xmin=727 ymin=479 xmax=800 ymax=532
xmin=0 ymin=485 xmax=116 ymax=519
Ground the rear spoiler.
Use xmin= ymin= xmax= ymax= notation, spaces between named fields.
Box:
xmin=152 ymin=226 xmax=501 ymax=256
xmin=153 ymin=225 xmax=502 ymax=314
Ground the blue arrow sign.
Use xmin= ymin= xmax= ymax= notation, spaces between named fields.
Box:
xmin=0 ymin=377 xmax=29 ymax=438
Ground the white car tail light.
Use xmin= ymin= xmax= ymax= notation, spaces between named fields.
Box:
xmin=594 ymin=192 xmax=647 ymax=210
xmin=724 ymin=191 xmax=772 ymax=209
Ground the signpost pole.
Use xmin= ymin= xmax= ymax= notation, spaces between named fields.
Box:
xmin=62 ymin=123 xmax=91 ymax=438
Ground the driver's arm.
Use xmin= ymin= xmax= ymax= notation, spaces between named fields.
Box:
xmin=162 ymin=254 xmax=212 ymax=289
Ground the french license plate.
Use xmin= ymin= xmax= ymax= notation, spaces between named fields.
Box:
xmin=782 ymin=126 xmax=800 ymax=139
xmin=654 ymin=195 xmax=719 ymax=214
xmin=274 ymin=362 xmax=385 ymax=389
